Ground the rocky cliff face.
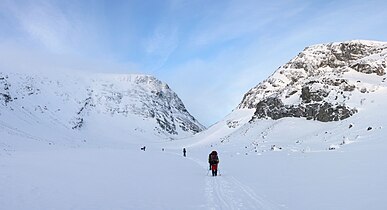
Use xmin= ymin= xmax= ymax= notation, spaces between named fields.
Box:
xmin=0 ymin=72 xmax=204 ymax=140
xmin=238 ymin=40 xmax=387 ymax=122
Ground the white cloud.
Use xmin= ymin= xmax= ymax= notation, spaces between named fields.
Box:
xmin=187 ymin=0 xmax=307 ymax=48
xmin=0 ymin=40 xmax=140 ymax=75
xmin=144 ymin=22 xmax=179 ymax=70
xmin=1 ymin=0 xmax=96 ymax=54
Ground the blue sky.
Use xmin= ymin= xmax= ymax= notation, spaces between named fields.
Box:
xmin=1 ymin=0 xmax=387 ymax=126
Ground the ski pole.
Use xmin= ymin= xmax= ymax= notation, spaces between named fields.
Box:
xmin=207 ymin=164 xmax=212 ymax=176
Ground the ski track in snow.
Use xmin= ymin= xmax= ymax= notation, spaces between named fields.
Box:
xmin=182 ymin=154 xmax=280 ymax=210
xmin=0 ymin=120 xmax=44 ymax=142
xmin=204 ymin=174 xmax=280 ymax=210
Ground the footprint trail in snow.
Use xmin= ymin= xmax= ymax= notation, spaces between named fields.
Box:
xmin=186 ymin=155 xmax=281 ymax=210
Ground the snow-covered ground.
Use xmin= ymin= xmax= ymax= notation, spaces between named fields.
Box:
xmin=1 ymin=105 xmax=386 ymax=210
xmin=1 ymin=135 xmax=386 ymax=210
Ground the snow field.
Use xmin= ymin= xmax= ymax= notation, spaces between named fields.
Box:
xmin=0 ymin=148 xmax=206 ymax=210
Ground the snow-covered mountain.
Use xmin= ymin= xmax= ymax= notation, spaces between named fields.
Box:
xmin=239 ymin=40 xmax=387 ymax=122
xmin=191 ymin=40 xmax=387 ymax=152
xmin=0 ymin=72 xmax=204 ymax=148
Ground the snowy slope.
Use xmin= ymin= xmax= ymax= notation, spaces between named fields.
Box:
xmin=0 ymin=72 xmax=204 ymax=150
xmin=187 ymin=40 xmax=386 ymax=147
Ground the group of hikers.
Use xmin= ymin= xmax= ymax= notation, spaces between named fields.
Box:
xmin=142 ymin=146 xmax=220 ymax=176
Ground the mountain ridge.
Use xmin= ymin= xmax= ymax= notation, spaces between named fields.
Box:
xmin=186 ymin=40 xmax=386 ymax=153
xmin=0 ymin=72 xmax=204 ymax=148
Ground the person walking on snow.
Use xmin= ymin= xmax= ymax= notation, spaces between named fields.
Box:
xmin=208 ymin=151 xmax=219 ymax=176
xmin=183 ymin=148 xmax=186 ymax=157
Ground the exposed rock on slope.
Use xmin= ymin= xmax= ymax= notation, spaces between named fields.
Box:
xmin=239 ymin=40 xmax=387 ymax=122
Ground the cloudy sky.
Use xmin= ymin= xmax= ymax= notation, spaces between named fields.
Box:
xmin=1 ymin=0 xmax=387 ymax=126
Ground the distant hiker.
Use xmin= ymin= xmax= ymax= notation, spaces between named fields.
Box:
xmin=141 ymin=146 xmax=146 ymax=151
xmin=183 ymin=148 xmax=186 ymax=157
xmin=271 ymin=145 xmax=275 ymax=151
xmin=208 ymin=151 xmax=219 ymax=176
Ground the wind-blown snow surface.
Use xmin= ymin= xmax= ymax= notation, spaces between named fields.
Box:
xmin=1 ymin=40 xmax=387 ymax=210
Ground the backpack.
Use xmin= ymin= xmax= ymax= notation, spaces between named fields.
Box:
xmin=209 ymin=152 xmax=219 ymax=164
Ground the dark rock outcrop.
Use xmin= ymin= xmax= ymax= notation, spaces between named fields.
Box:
xmin=252 ymin=97 xmax=357 ymax=122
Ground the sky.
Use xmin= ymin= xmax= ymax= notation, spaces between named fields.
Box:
xmin=1 ymin=0 xmax=387 ymax=126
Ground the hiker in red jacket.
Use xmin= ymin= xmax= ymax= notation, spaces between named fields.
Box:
xmin=208 ymin=151 xmax=219 ymax=176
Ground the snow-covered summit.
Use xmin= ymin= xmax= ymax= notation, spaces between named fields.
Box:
xmin=238 ymin=40 xmax=387 ymax=122
xmin=0 ymin=72 xmax=204 ymax=148
xmin=188 ymin=40 xmax=387 ymax=157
